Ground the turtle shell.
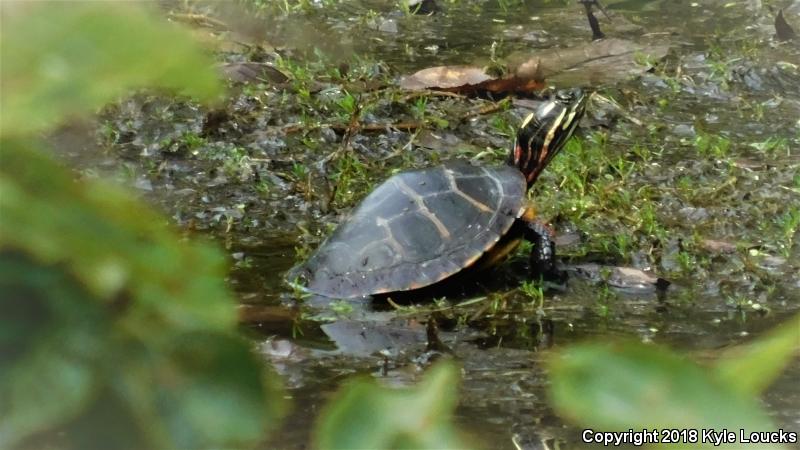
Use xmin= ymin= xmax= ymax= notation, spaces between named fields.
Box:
xmin=288 ymin=161 xmax=527 ymax=298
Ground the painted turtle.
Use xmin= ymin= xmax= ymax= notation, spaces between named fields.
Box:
xmin=288 ymin=89 xmax=587 ymax=299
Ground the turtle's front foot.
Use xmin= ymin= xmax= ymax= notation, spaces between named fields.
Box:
xmin=525 ymin=220 xmax=566 ymax=282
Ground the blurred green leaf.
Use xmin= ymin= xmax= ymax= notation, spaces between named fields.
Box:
xmin=0 ymin=139 xmax=284 ymax=448
xmin=0 ymin=140 xmax=285 ymax=448
xmin=715 ymin=314 xmax=800 ymax=396
xmin=0 ymin=1 xmax=221 ymax=137
xmin=0 ymin=254 xmax=104 ymax=448
xmin=0 ymin=1 xmax=284 ymax=448
xmin=0 ymin=139 xmax=235 ymax=330
xmin=549 ymin=341 xmax=782 ymax=449
xmin=314 ymin=361 xmax=470 ymax=450
xmin=155 ymin=332 xmax=280 ymax=449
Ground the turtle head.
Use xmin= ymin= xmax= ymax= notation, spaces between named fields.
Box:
xmin=509 ymin=88 xmax=587 ymax=187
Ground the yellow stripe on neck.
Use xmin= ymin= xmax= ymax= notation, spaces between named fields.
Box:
xmin=520 ymin=112 xmax=536 ymax=129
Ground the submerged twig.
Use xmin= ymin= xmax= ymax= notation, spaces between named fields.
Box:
xmin=775 ymin=9 xmax=797 ymax=42
xmin=402 ymin=90 xmax=466 ymax=101
xmin=282 ymin=121 xmax=423 ymax=135
xmin=460 ymin=98 xmax=510 ymax=121
xmin=578 ymin=0 xmax=606 ymax=40
xmin=591 ymin=92 xmax=643 ymax=126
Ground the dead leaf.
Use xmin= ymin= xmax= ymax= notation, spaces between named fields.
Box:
xmin=701 ymin=239 xmax=738 ymax=255
xmin=398 ymin=38 xmax=669 ymax=95
xmin=414 ymin=130 xmax=463 ymax=152
xmin=219 ymin=62 xmax=289 ymax=84
xmin=399 ymin=65 xmax=494 ymax=91
xmin=398 ymin=65 xmax=545 ymax=94
xmin=608 ymin=266 xmax=669 ymax=291
xmin=569 ymin=263 xmax=670 ymax=292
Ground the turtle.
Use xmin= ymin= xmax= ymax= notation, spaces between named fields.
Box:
xmin=287 ymin=89 xmax=587 ymax=299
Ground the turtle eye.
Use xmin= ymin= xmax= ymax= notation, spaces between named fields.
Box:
xmin=556 ymin=87 xmax=584 ymax=104
xmin=558 ymin=90 xmax=587 ymax=130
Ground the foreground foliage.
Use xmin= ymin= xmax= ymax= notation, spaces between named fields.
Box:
xmin=0 ymin=2 xmax=219 ymax=137
xmin=549 ymin=314 xmax=800 ymax=449
xmin=0 ymin=3 xmax=279 ymax=448
xmin=315 ymin=362 xmax=468 ymax=450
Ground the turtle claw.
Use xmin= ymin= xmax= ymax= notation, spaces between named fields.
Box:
xmin=531 ymin=251 xmax=567 ymax=284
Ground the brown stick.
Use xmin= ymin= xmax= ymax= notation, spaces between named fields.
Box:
xmin=238 ymin=304 xmax=299 ymax=324
xmin=402 ymin=90 xmax=466 ymax=101
xmin=460 ymin=99 xmax=509 ymax=121
xmin=282 ymin=121 xmax=423 ymax=135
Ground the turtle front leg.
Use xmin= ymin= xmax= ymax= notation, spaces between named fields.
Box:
xmin=522 ymin=219 xmax=562 ymax=280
